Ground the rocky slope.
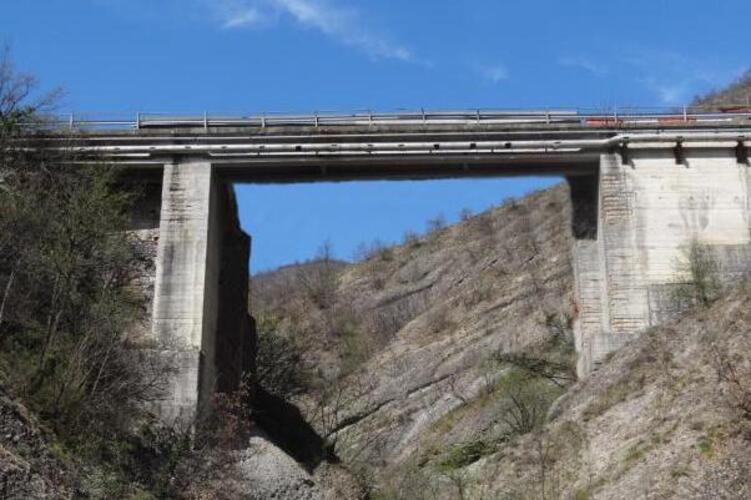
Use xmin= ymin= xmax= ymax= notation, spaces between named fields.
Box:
xmin=0 ymin=385 xmax=76 ymax=499
xmin=460 ymin=285 xmax=751 ymax=499
xmin=251 ymin=182 xmax=751 ymax=499
xmin=251 ymin=184 xmax=577 ymax=492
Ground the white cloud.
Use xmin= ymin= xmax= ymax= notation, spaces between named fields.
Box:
xmin=476 ymin=64 xmax=509 ymax=84
xmin=206 ymin=0 xmax=414 ymax=62
xmin=222 ymin=8 xmax=263 ymax=28
xmin=558 ymin=56 xmax=607 ymax=77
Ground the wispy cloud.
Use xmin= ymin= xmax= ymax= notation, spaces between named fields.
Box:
xmin=475 ymin=63 xmax=509 ymax=84
xmin=558 ymin=55 xmax=607 ymax=77
xmin=204 ymin=0 xmax=415 ymax=62
xmin=222 ymin=7 xmax=263 ymax=28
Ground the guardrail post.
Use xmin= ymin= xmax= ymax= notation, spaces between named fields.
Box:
xmin=203 ymin=112 xmax=209 ymax=131
xmin=476 ymin=109 xmax=481 ymax=124
xmin=261 ymin=113 xmax=266 ymax=129
xmin=69 ymin=113 xmax=74 ymax=131
xmin=136 ymin=112 xmax=141 ymax=130
xmin=683 ymin=105 xmax=688 ymax=123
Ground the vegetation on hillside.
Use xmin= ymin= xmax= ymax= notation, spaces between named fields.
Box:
xmin=249 ymin=166 xmax=751 ymax=498
xmin=693 ymin=71 xmax=751 ymax=109
xmin=0 ymin=48 xmax=205 ymax=498
xmin=249 ymin=185 xmax=579 ymax=495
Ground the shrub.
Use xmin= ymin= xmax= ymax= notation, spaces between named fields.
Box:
xmin=492 ymin=313 xmax=577 ymax=388
xmin=297 ymin=242 xmax=340 ymax=310
xmin=426 ymin=214 xmax=447 ymax=234
xmin=340 ymin=326 xmax=373 ymax=373
xmin=437 ymin=439 xmax=495 ymax=471
xmin=402 ymin=230 xmax=422 ymax=248
xmin=496 ymin=369 xmax=563 ymax=436
xmin=459 ymin=208 xmax=474 ymax=222
xmin=354 ymin=239 xmax=389 ymax=262
xmin=711 ymin=343 xmax=751 ymax=420
xmin=254 ymin=315 xmax=308 ymax=398
xmin=472 ymin=211 xmax=496 ymax=238
xmin=672 ymin=239 xmax=722 ymax=308
xmin=427 ymin=306 xmax=454 ymax=334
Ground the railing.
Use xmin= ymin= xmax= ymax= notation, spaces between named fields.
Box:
xmin=30 ymin=106 xmax=751 ymax=132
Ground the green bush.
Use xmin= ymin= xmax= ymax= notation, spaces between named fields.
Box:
xmin=254 ymin=315 xmax=309 ymax=397
xmin=437 ymin=439 xmax=495 ymax=471
xmin=673 ymin=239 xmax=722 ymax=308
xmin=0 ymin=51 xmax=184 ymax=496
xmin=496 ymin=369 xmax=564 ymax=436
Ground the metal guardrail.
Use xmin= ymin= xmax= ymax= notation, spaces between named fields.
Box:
xmin=29 ymin=106 xmax=751 ymax=132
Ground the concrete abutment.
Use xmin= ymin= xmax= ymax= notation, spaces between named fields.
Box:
xmin=571 ymin=149 xmax=751 ymax=376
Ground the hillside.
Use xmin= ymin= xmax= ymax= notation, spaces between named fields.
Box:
xmin=693 ymin=72 xmax=751 ymax=109
xmin=0 ymin=385 xmax=76 ymax=498
xmin=460 ymin=285 xmax=751 ymax=499
xmin=251 ymin=184 xmax=577 ymax=492
xmin=251 ymin=183 xmax=751 ymax=499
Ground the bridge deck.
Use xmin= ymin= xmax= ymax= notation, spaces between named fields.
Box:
xmin=21 ymin=108 xmax=751 ymax=182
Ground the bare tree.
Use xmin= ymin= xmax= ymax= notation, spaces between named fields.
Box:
xmin=711 ymin=342 xmax=751 ymax=420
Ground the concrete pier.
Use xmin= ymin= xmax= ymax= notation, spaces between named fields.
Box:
xmin=150 ymin=160 xmax=220 ymax=423
xmin=148 ymin=160 xmax=255 ymax=424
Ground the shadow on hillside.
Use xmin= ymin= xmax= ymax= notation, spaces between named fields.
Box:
xmin=252 ymin=387 xmax=338 ymax=471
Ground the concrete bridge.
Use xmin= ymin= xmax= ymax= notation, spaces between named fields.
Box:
xmin=30 ymin=108 xmax=751 ymax=423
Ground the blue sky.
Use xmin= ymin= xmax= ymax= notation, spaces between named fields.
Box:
xmin=5 ymin=0 xmax=750 ymax=271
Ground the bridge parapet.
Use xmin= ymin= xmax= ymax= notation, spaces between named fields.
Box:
xmin=31 ymin=106 xmax=751 ymax=133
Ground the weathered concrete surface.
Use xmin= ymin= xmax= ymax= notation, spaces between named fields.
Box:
xmin=573 ymin=149 xmax=751 ymax=375
xmin=148 ymin=161 xmax=253 ymax=424
xmin=150 ymin=160 xmax=219 ymax=423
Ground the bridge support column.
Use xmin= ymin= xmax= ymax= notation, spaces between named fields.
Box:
xmin=151 ymin=159 xmax=222 ymax=425
xmin=574 ymin=149 xmax=751 ymax=376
